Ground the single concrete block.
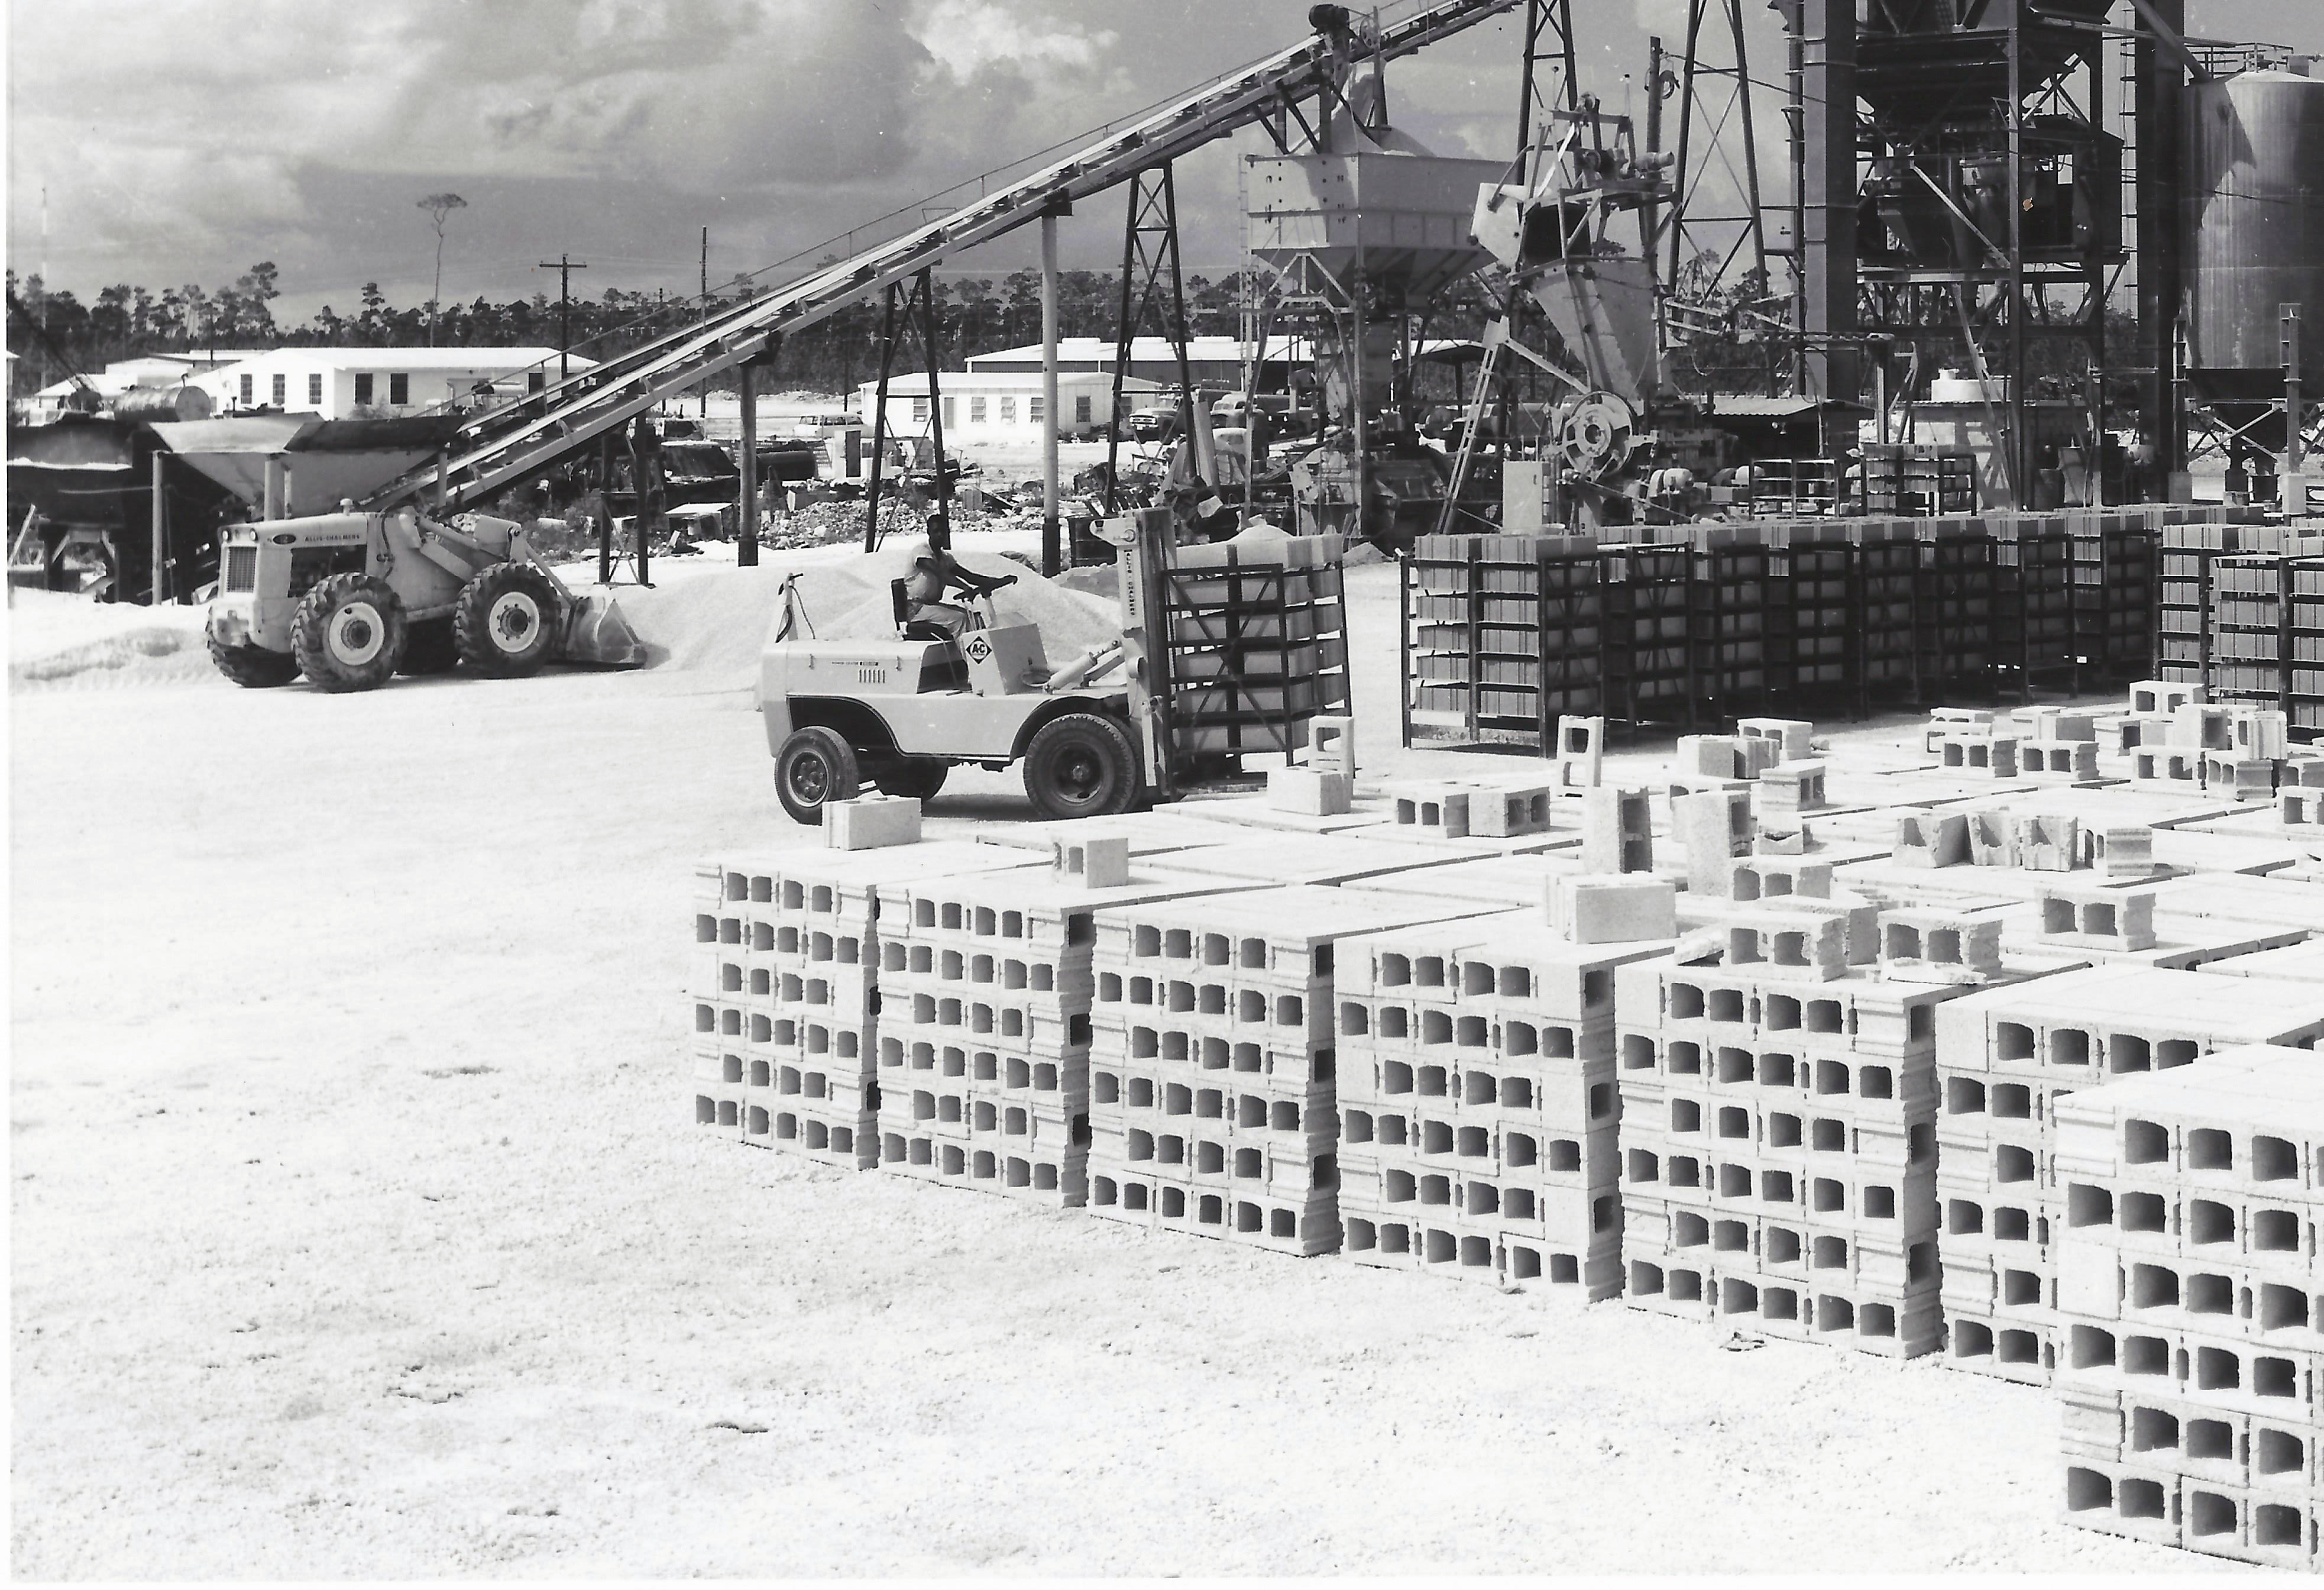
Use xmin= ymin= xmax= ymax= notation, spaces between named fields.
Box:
xmin=2130 ymin=678 xmax=2201 ymax=716
xmin=1738 ymin=716 xmax=1815 ymax=762
xmin=1309 ymin=715 xmax=1355 ymax=777
xmin=1470 ymin=781 xmax=1555 ymax=838
xmin=1756 ymin=759 xmax=1830 ymax=823
xmin=2131 ymin=745 xmax=2203 ymax=784
xmin=826 ymin=794 xmax=923 ymax=851
xmin=2111 ymin=713 xmax=2174 ymax=755
xmin=1555 ymin=715 xmax=1606 ymax=789
xmin=1878 ymin=907 xmax=2005 ymax=985
xmin=2203 ymin=753 xmax=2277 ymax=802
xmin=2170 ymin=702 xmax=2234 ymax=752
xmin=2283 ymin=751 xmax=2324 ymax=789
xmin=1895 ymin=812 xmax=1971 ymax=868
xmin=1924 ymin=706 xmax=1994 ymax=752
xmin=2021 ymin=739 xmax=2101 ymax=780
xmin=1389 ymin=782 xmax=1472 ymax=838
xmin=2037 ymin=883 xmax=2158 ymax=951
xmin=2230 ymin=707 xmax=2289 ymax=762
xmin=1722 ymin=913 xmax=1847 ymax=981
xmin=1676 ymin=735 xmax=1743 ymax=779
xmin=1731 ymin=855 xmax=1834 ymax=901
xmin=1755 ymin=822 xmax=1811 ymax=855
xmin=1051 ymin=834 xmax=1131 ymax=888
xmin=1547 ymin=874 xmax=1678 ymax=943
xmin=1736 ymin=736 xmax=1782 ymax=779
xmin=1268 ymin=766 xmax=1353 ymax=816
xmin=2014 ymin=813 xmax=2081 ymax=872
xmin=1967 ymin=809 xmax=2016 ymax=868
xmin=1581 ymin=786 xmax=1653 ymax=874
xmin=1937 ymin=732 xmax=2020 ymax=778
xmin=2090 ymin=825 xmax=2155 ymax=877
xmin=1674 ymin=788 xmax=1753 ymax=896
xmin=2285 ymin=788 xmax=2324 ymax=829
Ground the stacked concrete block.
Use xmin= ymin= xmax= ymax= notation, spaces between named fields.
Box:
xmin=1755 ymin=761 xmax=1831 ymax=830
xmin=1674 ymin=788 xmax=1753 ymax=897
xmin=1268 ymin=766 xmax=1354 ymax=817
xmin=1934 ymin=965 xmax=2324 ymax=1385
xmin=1926 ymin=707 xmax=1996 ymax=753
xmin=1085 ymin=884 xmax=1497 ymax=1256
xmin=1614 ymin=902 xmax=2021 ymax=1357
xmin=2052 ymin=1045 xmax=2324 ymax=1568
xmin=1582 ymin=787 xmax=1655 ymax=875
xmin=1336 ymin=909 xmax=1672 ymax=1295
xmin=1739 ymin=717 xmax=1815 ymax=763
xmin=689 ymin=841 xmax=1040 ymax=1169
xmin=2115 ymin=683 xmax=2203 ymax=757
xmin=1553 ymin=715 xmax=1604 ymax=790
xmin=876 ymin=850 xmax=1247 ymax=1207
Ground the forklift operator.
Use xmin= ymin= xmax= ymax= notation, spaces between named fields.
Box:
xmin=897 ymin=516 xmax=1016 ymax=641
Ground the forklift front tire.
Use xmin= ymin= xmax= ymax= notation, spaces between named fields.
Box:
xmin=776 ymin=726 xmax=862 ymax=825
xmin=1022 ymin=712 xmax=1141 ymax=822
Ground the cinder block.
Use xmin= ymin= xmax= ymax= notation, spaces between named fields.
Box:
xmin=1470 ymin=781 xmax=1555 ymax=839
xmin=1555 ymin=715 xmax=1604 ymax=790
xmin=1309 ymin=715 xmax=1355 ymax=776
xmin=2038 ymin=884 xmax=2159 ymax=952
xmin=1548 ymin=874 xmax=1678 ymax=943
xmin=1388 ymin=782 xmax=1472 ymax=839
xmin=2015 ymin=813 xmax=2082 ymax=872
xmin=1731 ymin=856 xmax=1834 ymax=900
xmin=1582 ymin=787 xmax=1653 ymax=874
xmin=2204 ymin=754 xmax=2277 ymax=802
xmin=2023 ymin=740 xmax=2102 ymax=780
xmin=1757 ymin=760 xmax=1830 ymax=823
xmin=1052 ymin=835 xmax=1131 ymax=888
xmin=1739 ymin=716 xmax=1815 ymax=762
xmin=1268 ymin=767 xmax=1354 ymax=817
xmin=2132 ymin=745 xmax=2205 ymax=785
xmin=2284 ymin=788 xmax=2324 ymax=830
xmin=1969 ymin=809 xmax=2016 ymax=868
xmin=1878 ymin=909 xmax=2005 ymax=985
xmin=2092 ymin=826 xmax=2157 ymax=877
xmin=1676 ymin=735 xmax=1743 ymax=779
xmin=1926 ymin=707 xmax=1995 ymax=752
xmin=825 ymin=794 xmax=923 ymax=851
xmin=1674 ymin=788 xmax=1753 ymax=897
xmin=1896 ymin=812 xmax=1972 ymax=868
xmin=2131 ymin=679 xmax=2202 ymax=716
xmin=1938 ymin=732 xmax=2021 ymax=778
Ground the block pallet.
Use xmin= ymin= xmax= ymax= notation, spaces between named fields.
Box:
xmin=1162 ymin=549 xmax=1349 ymax=764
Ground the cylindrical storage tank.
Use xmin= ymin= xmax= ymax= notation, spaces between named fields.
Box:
xmin=111 ymin=384 xmax=214 ymax=424
xmin=2182 ymin=67 xmax=2324 ymax=414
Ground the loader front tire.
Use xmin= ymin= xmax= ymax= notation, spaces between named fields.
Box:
xmin=292 ymin=573 xmax=406 ymax=693
xmin=454 ymin=563 xmax=562 ymax=677
xmin=1023 ymin=712 xmax=1141 ymax=821
xmin=397 ymin=617 xmax=461 ymax=676
xmin=776 ymin=726 xmax=862 ymax=825
xmin=205 ymin=631 xmax=300 ymax=689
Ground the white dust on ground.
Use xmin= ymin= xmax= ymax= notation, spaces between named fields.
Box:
xmin=9 ymin=563 xmax=2189 ymax=1575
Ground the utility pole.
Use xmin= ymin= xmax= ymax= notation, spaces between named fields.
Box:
xmin=700 ymin=227 xmax=710 ymax=418
xmin=536 ymin=254 xmax=588 ymax=382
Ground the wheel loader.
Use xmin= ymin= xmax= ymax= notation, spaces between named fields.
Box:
xmin=205 ymin=505 xmax=644 ymax=691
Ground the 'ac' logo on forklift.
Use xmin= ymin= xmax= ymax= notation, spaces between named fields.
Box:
xmin=962 ymin=634 xmax=993 ymax=664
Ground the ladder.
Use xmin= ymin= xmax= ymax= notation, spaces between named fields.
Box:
xmin=364 ymin=0 xmax=1522 ymax=517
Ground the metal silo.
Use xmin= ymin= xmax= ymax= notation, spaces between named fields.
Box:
xmin=2182 ymin=66 xmax=2324 ymax=426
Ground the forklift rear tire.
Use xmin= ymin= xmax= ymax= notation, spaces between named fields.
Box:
xmin=776 ymin=726 xmax=862 ymax=825
xmin=205 ymin=632 xmax=300 ymax=689
xmin=1023 ymin=712 xmax=1141 ymax=821
xmin=398 ymin=617 xmax=461 ymax=676
xmin=455 ymin=563 xmax=563 ymax=677
xmin=291 ymin=573 xmax=407 ymax=693
xmin=871 ymin=757 xmax=949 ymax=803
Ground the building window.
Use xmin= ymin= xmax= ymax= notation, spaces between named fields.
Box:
xmin=390 ymin=373 xmax=410 ymax=406
xmin=271 ymin=373 xmax=286 ymax=406
xmin=911 ymin=396 xmax=930 ymax=424
xmin=942 ymin=396 xmax=956 ymax=428
xmin=239 ymin=374 xmax=253 ymax=406
xmin=308 ymin=373 xmax=323 ymax=407
xmin=999 ymin=396 xmax=1016 ymax=424
xmin=1076 ymin=395 xmax=1093 ymax=425
xmin=970 ymin=396 xmax=988 ymax=424
xmin=1028 ymin=396 xmax=1044 ymax=425
xmin=354 ymin=373 xmax=374 ymax=406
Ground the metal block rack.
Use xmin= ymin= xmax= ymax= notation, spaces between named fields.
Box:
xmin=1162 ymin=543 xmax=1349 ymax=770
xmin=1402 ymin=531 xmax=1601 ymax=751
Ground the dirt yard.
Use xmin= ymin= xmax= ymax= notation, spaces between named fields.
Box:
xmin=9 ymin=546 xmax=2194 ymax=1575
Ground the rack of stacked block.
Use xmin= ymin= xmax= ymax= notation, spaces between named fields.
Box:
xmin=2051 ymin=1045 xmax=2324 ymax=1568
xmin=874 ymin=835 xmax=1250 ymax=1207
xmin=1859 ymin=447 xmax=1977 ymax=517
xmin=1085 ymin=884 xmax=1498 ymax=1255
xmin=1776 ymin=527 xmax=1855 ymax=708
xmin=1916 ymin=518 xmax=1998 ymax=703
xmin=1161 ymin=536 xmax=1348 ymax=766
xmin=2071 ymin=510 xmax=2160 ymax=684
xmin=1333 ymin=872 xmax=1678 ymax=1295
xmin=1989 ymin=513 xmax=2074 ymax=700
xmin=1600 ymin=539 xmax=1694 ymax=728
xmin=1688 ymin=528 xmax=1773 ymax=721
xmin=1400 ymin=531 xmax=1601 ymax=752
xmin=1747 ymin=458 xmax=1842 ymax=518
xmin=1933 ymin=964 xmax=2324 ymax=1386
xmin=690 ymin=808 xmax=1043 ymax=1169
xmin=1850 ymin=520 xmax=1922 ymax=713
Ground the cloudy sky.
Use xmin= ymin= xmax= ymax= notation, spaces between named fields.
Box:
xmin=9 ymin=0 xmax=2319 ymax=324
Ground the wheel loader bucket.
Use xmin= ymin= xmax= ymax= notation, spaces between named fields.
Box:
xmin=561 ymin=592 xmax=647 ymax=669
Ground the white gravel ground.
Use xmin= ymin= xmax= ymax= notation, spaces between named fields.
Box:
xmin=8 ymin=550 xmax=2209 ymax=1575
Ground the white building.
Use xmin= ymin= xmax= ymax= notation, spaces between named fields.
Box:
xmin=187 ymin=347 xmax=594 ymax=421
xmin=22 ymin=350 xmax=265 ymax=422
xmin=964 ymin=335 xmax=1312 ymax=389
xmin=853 ymin=370 xmax=1161 ymax=444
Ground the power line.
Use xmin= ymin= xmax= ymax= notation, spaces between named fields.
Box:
xmin=536 ymin=254 xmax=588 ymax=382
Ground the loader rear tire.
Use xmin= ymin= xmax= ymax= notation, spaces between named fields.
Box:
xmin=292 ymin=573 xmax=407 ymax=693
xmin=454 ymin=563 xmax=562 ymax=677
xmin=397 ymin=618 xmax=461 ymax=676
xmin=205 ymin=631 xmax=300 ymax=689
xmin=870 ymin=757 xmax=949 ymax=803
xmin=776 ymin=726 xmax=862 ymax=825
xmin=1023 ymin=712 xmax=1141 ymax=821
